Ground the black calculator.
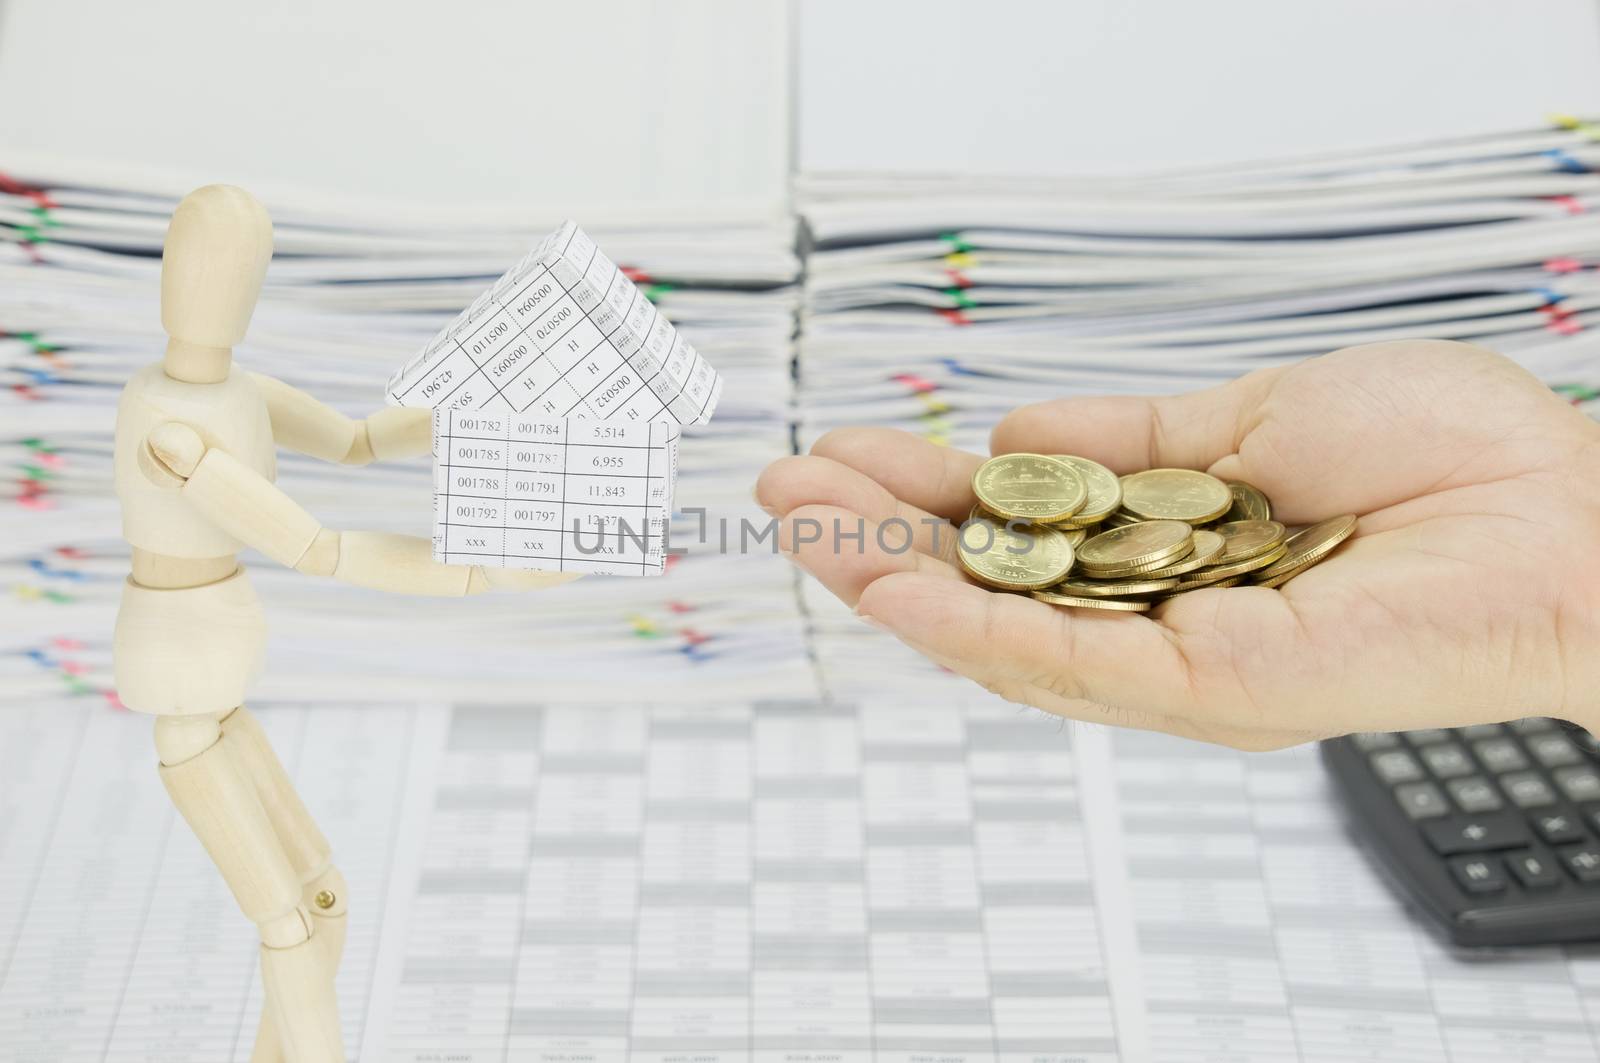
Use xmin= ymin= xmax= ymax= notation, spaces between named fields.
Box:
xmin=1320 ymin=719 xmax=1600 ymax=946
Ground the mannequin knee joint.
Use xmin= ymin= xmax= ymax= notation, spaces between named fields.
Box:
xmin=259 ymin=906 xmax=315 ymax=950
xmin=154 ymin=713 xmax=224 ymax=765
xmin=305 ymin=866 xmax=348 ymax=919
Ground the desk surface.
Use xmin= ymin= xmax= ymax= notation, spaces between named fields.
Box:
xmin=4 ymin=699 xmax=1600 ymax=1062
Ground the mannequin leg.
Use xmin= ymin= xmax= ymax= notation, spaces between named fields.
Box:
xmin=155 ymin=714 xmax=345 ymax=1063
xmin=248 ymin=869 xmax=349 ymax=1063
xmin=219 ymin=707 xmax=348 ymax=1063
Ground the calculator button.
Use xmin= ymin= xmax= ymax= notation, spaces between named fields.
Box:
xmin=1510 ymin=718 xmax=1558 ymax=735
xmin=1472 ymin=738 xmax=1529 ymax=773
xmin=1404 ymin=729 xmax=1452 ymax=746
xmin=1422 ymin=812 xmax=1531 ymax=855
xmin=1554 ymin=766 xmax=1600 ymax=803
xmin=1446 ymin=776 xmax=1504 ymax=813
xmin=1559 ymin=844 xmax=1600 ymax=884
xmin=1570 ymin=729 xmax=1600 ymax=759
xmin=1498 ymin=771 xmax=1557 ymax=809
xmin=1351 ymin=732 xmax=1400 ymax=751
xmin=1534 ymin=812 xmax=1586 ymax=845
xmin=1448 ymin=855 xmax=1507 ymax=894
xmin=1418 ymin=743 xmax=1473 ymax=778
xmin=1458 ymin=724 xmax=1505 ymax=741
xmin=1528 ymin=734 xmax=1583 ymax=768
xmin=1505 ymin=850 xmax=1562 ymax=890
xmin=1393 ymin=782 xmax=1450 ymax=820
xmin=1369 ymin=750 xmax=1424 ymax=784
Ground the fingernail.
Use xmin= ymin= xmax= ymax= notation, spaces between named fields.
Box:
xmin=751 ymin=484 xmax=778 ymax=518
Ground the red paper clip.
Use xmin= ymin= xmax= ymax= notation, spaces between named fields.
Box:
xmin=0 ymin=171 xmax=58 ymax=210
xmin=891 ymin=373 xmax=938 ymax=394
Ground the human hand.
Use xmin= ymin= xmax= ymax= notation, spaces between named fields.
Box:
xmin=755 ymin=341 xmax=1600 ymax=748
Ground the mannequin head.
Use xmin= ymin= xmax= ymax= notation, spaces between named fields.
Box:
xmin=160 ymin=185 xmax=273 ymax=382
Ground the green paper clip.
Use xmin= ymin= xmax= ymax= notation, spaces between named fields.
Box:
xmin=940 ymin=232 xmax=973 ymax=254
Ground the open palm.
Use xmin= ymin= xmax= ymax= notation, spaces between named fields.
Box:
xmin=756 ymin=341 xmax=1600 ymax=748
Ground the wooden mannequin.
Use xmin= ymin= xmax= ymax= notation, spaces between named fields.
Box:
xmin=112 ymin=185 xmax=573 ymax=1062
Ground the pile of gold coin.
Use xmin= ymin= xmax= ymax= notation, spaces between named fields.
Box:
xmin=957 ymin=453 xmax=1356 ymax=613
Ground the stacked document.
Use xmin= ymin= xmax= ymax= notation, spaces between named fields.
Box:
xmin=796 ymin=121 xmax=1600 ymax=693
xmin=0 ymin=172 xmax=808 ymax=701
xmin=10 ymin=123 xmax=1600 ymax=707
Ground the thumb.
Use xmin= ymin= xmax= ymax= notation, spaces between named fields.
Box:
xmin=989 ymin=365 xmax=1283 ymax=474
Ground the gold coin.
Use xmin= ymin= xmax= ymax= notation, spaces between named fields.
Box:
xmin=1032 ymin=590 xmax=1152 ymax=612
xmin=1084 ymin=550 xmax=1193 ymax=580
xmin=1195 ymin=542 xmax=1288 ymax=583
xmin=967 ymin=504 xmax=1086 ymax=548
xmin=1256 ymin=514 xmax=1358 ymax=579
xmin=1187 ymin=574 xmax=1245 ymax=592
xmin=973 ymin=454 xmax=1087 ymax=523
xmin=1155 ymin=573 xmax=1247 ymax=600
xmin=1144 ymin=529 xmax=1226 ymax=577
xmin=1254 ymin=561 xmax=1314 ymax=589
xmin=1212 ymin=520 xmax=1287 ymax=564
xmin=1051 ymin=455 xmax=1121 ymax=525
xmin=1105 ymin=510 xmax=1143 ymax=528
xmin=1168 ymin=567 xmax=1259 ymax=593
xmin=1119 ymin=469 xmax=1232 ymax=524
xmin=957 ymin=515 xmax=1076 ymax=590
xmin=1225 ymin=481 xmax=1272 ymax=522
xmin=1055 ymin=575 xmax=1179 ymax=597
xmin=1077 ymin=519 xmax=1193 ymax=575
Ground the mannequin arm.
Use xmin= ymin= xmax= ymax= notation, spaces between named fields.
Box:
xmin=143 ymin=423 xmax=575 ymax=596
xmin=250 ymin=372 xmax=431 ymax=465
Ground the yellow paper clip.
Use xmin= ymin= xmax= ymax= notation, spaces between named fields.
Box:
xmin=1551 ymin=113 xmax=1600 ymax=141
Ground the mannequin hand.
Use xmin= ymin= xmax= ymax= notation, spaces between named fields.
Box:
xmin=756 ymin=341 xmax=1600 ymax=748
xmin=468 ymin=567 xmax=582 ymax=592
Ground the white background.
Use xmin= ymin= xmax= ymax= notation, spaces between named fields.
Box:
xmin=0 ymin=0 xmax=1597 ymax=205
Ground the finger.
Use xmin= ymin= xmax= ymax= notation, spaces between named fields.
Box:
xmin=757 ymin=455 xmax=960 ymax=560
xmin=779 ymin=504 xmax=964 ymax=608
xmin=989 ymin=366 xmax=1283 ymax=474
xmin=809 ymin=427 xmax=984 ymax=522
xmin=855 ymin=570 xmax=1322 ymax=745
xmin=856 ymin=570 xmax=1203 ymax=711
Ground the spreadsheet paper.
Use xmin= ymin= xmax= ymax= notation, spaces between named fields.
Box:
xmin=7 ymin=700 xmax=1600 ymax=1061
xmin=387 ymin=221 xmax=723 ymax=427
xmin=432 ymin=409 xmax=678 ymax=575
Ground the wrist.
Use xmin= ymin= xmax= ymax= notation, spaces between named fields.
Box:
xmin=1559 ymin=429 xmax=1600 ymax=732
xmin=340 ymin=422 xmax=376 ymax=465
